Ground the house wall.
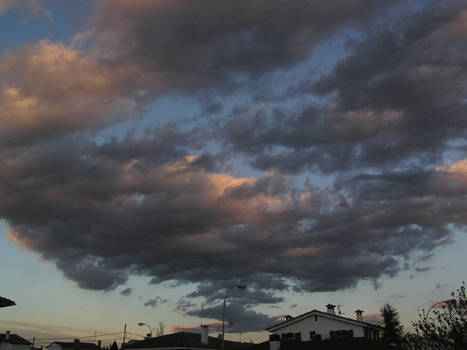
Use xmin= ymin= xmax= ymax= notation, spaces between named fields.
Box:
xmin=0 ymin=343 xmax=31 ymax=350
xmin=271 ymin=314 xmax=365 ymax=341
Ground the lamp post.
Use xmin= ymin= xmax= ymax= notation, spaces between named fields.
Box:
xmin=424 ymin=299 xmax=457 ymax=320
xmin=222 ymin=285 xmax=247 ymax=350
xmin=0 ymin=296 xmax=15 ymax=308
xmin=138 ymin=322 xmax=153 ymax=338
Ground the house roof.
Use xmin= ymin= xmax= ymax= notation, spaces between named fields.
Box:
xmin=124 ymin=332 xmax=253 ymax=350
xmin=48 ymin=341 xmax=99 ymax=349
xmin=0 ymin=296 xmax=16 ymax=308
xmin=266 ymin=309 xmax=383 ymax=332
xmin=0 ymin=333 xmax=32 ymax=345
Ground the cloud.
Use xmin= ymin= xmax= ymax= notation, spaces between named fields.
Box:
xmin=186 ymin=282 xmax=285 ymax=307
xmin=2 ymin=132 xmax=465 ymax=294
xmin=389 ymin=294 xmax=406 ymax=299
xmin=173 ymin=298 xmax=197 ymax=313
xmin=430 ymin=299 xmax=455 ymax=309
xmin=0 ymin=41 xmax=144 ymax=146
xmin=363 ymin=313 xmax=382 ymax=325
xmin=0 ymin=0 xmax=49 ymax=17
xmin=436 ymin=283 xmax=448 ymax=290
xmin=1 ymin=0 xmax=467 ymax=321
xmin=120 ymin=287 xmax=132 ymax=296
xmin=144 ymin=296 xmax=169 ymax=308
xmin=221 ymin=2 xmax=467 ymax=174
xmin=186 ymin=302 xmax=277 ymax=332
xmin=91 ymin=0 xmax=403 ymax=92
xmin=1 ymin=1 xmax=405 ymax=145
xmin=0 ymin=0 xmax=17 ymax=14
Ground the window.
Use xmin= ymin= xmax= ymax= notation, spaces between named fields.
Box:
xmin=330 ymin=330 xmax=353 ymax=339
xmin=294 ymin=332 xmax=301 ymax=342
xmin=314 ymin=315 xmax=318 ymax=321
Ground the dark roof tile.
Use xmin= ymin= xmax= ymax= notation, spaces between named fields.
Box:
xmin=49 ymin=341 xmax=99 ymax=349
xmin=0 ymin=333 xmax=31 ymax=345
xmin=125 ymin=332 xmax=253 ymax=350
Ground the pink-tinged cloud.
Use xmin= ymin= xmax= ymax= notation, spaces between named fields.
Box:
xmin=0 ymin=41 xmax=144 ymax=143
xmin=363 ymin=313 xmax=382 ymax=325
xmin=430 ymin=300 xmax=455 ymax=309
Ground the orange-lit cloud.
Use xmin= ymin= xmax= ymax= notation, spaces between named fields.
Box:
xmin=0 ymin=41 xmax=141 ymax=140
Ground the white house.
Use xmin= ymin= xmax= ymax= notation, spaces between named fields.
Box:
xmin=0 ymin=331 xmax=31 ymax=350
xmin=266 ymin=304 xmax=382 ymax=342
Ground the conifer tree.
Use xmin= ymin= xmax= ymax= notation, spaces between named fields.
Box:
xmin=380 ymin=303 xmax=404 ymax=344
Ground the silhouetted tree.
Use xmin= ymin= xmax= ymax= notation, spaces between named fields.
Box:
xmin=404 ymin=282 xmax=466 ymax=350
xmin=380 ymin=303 xmax=404 ymax=344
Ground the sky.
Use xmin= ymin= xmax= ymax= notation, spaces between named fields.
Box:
xmin=0 ymin=0 xmax=466 ymax=346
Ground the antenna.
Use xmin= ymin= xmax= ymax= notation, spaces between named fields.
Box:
xmin=337 ymin=305 xmax=343 ymax=315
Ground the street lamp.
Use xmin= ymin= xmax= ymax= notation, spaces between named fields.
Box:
xmin=424 ymin=299 xmax=457 ymax=320
xmin=138 ymin=322 xmax=153 ymax=338
xmin=222 ymin=285 xmax=247 ymax=350
xmin=0 ymin=296 xmax=15 ymax=308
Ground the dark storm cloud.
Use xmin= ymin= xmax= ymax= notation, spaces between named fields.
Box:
xmin=186 ymin=301 xmax=278 ymax=332
xmin=93 ymin=0 xmax=403 ymax=92
xmin=144 ymin=296 xmax=169 ymax=308
xmin=0 ymin=1 xmax=405 ymax=146
xmin=3 ymin=125 xmax=465 ymax=294
xmin=174 ymin=298 xmax=196 ymax=313
xmin=1 ymin=0 xmax=467 ymax=318
xmin=120 ymin=287 xmax=132 ymax=296
xmin=223 ymin=1 xmax=467 ymax=174
xmin=187 ymin=282 xmax=284 ymax=306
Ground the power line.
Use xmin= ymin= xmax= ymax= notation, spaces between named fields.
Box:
xmin=26 ymin=332 xmax=124 ymax=342
xmin=25 ymin=329 xmax=146 ymax=346
xmin=124 ymin=332 xmax=146 ymax=338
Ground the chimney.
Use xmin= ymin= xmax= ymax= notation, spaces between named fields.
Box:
xmin=326 ymin=304 xmax=336 ymax=315
xmin=200 ymin=325 xmax=209 ymax=345
xmin=355 ymin=309 xmax=364 ymax=321
xmin=5 ymin=331 xmax=10 ymax=341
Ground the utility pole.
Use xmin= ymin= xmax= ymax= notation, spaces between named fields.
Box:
xmin=122 ymin=324 xmax=127 ymax=349
xmin=31 ymin=337 xmax=35 ymax=350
